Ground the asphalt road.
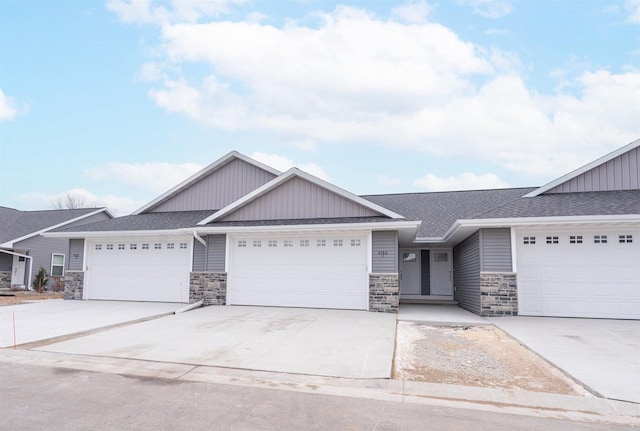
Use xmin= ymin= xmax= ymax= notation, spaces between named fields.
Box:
xmin=0 ymin=363 xmax=628 ymax=431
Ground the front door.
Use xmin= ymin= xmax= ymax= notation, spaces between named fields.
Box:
xmin=399 ymin=249 xmax=420 ymax=295
xmin=11 ymin=255 xmax=26 ymax=286
xmin=430 ymin=250 xmax=453 ymax=296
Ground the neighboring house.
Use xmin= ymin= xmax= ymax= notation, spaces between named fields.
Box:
xmin=48 ymin=140 xmax=640 ymax=319
xmin=0 ymin=207 xmax=113 ymax=290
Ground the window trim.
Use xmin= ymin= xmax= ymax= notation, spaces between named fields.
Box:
xmin=51 ymin=253 xmax=65 ymax=277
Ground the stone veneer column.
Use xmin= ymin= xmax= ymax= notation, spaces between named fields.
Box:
xmin=369 ymin=273 xmax=399 ymax=313
xmin=63 ymin=271 xmax=84 ymax=300
xmin=480 ymin=272 xmax=517 ymax=316
xmin=0 ymin=271 xmax=11 ymax=289
xmin=190 ymin=272 xmax=227 ymax=306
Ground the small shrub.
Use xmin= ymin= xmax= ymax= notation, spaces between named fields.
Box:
xmin=33 ymin=266 xmax=48 ymax=293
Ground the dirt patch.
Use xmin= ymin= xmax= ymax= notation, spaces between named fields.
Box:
xmin=0 ymin=291 xmax=63 ymax=306
xmin=394 ymin=321 xmax=589 ymax=395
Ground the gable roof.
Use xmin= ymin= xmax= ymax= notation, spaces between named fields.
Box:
xmin=198 ymin=168 xmax=405 ymax=225
xmin=0 ymin=207 xmax=113 ymax=247
xmin=132 ymin=151 xmax=282 ymax=215
xmin=524 ymin=138 xmax=640 ymax=197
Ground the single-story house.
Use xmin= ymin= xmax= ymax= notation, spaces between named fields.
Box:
xmin=0 ymin=207 xmax=113 ymax=290
xmin=48 ymin=140 xmax=639 ymax=319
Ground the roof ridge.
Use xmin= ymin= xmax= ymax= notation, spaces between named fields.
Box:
xmin=361 ymin=186 xmax=537 ymax=198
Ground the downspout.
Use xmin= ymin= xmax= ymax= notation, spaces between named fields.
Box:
xmin=193 ymin=231 xmax=207 ymax=247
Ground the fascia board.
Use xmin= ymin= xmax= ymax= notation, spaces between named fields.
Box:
xmin=190 ymin=220 xmax=420 ymax=234
xmin=3 ymin=208 xmax=113 ymax=247
xmin=43 ymin=229 xmax=191 ymax=238
xmin=132 ymin=151 xmax=282 ymax=215
xmin=523 ymin=139 xmax=640 ymax=197
xmin=198 ymin=168 xmax=406 ymax=225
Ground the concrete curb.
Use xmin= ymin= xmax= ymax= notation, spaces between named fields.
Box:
xmin=2 ymin=349 xmax=639 ymax=426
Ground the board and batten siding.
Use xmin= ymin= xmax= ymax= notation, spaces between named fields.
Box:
xmin=68 ymin=239 xmax=85 ymax=271
xmin=453 ymin=231 xmax=480 ymax=314
xmin=371 ymin=231 xmax=398 ymax=273
xmin=206 ymin=234 xmax=226 ymax=272
xmin=150 ymin=159 xmax=276 ymax=212
xmin=221 ymin=177 xmax=380 ymax=222
xmin=480 ymin=228 xmax=512 ymax=272
xmin=547 ymin=146 xmax=639 ymax=193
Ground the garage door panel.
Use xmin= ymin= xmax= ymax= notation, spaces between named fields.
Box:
xmin=229 ymin=234 xmax=369 ymax=310
xmin=517 ymin=227 xmax=640 ymax=319
xmin=86 ymin=237 xmax=190 ymax=303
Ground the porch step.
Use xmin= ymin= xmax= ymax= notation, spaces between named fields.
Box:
xmin=400 ymin=299 xmax=458 ymax=305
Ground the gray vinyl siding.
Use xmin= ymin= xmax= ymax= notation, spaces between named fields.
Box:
xmin=192 ymin=240 xmax=206 ymax=272
xmin=480 ymin=228 xmax=512 ymax=272
xmin=372 ymin=231 xmax=397 ymax=273
xmin=14 ymin=236 xmax=70 ymax=288
xmin=547 ymin=146 xmax=639 ymax=193
xmin=68 ymin=239 xmax=85 ymax=271
xmin=151 ymin=159 xmax=276 ymax=212
xmin=222 ymin=177 xmax=380 ymax=221
xmin=420 ymin=250 xmax=430 ymax=295
xmin=453 ymin=231 xmax=480 ymax=314
xmin=206 ymin=234 xmax=226 ymax=271
xmin=0 ymin=253 xmax=11 ymax=271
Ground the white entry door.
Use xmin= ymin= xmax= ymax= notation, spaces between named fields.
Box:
xmin=516 ymin=227 xmax=640 ymax=319
xmin=86 ymin=237 xmax=191 ymax=303
xmin=229 ymin=233 xmax=369 ymax=310
xmin=11 ymin=255 xmax=26 ymax=286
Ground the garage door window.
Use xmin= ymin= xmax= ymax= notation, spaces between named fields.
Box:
xmin=300 ymin=240 xmax=309 ymax=247
xmin=180 ymin=242 xmax=188 ymax=249
xmin=51 ymin=254 xmax=65 ymax=276
xmin=523 ymin=236 xmax=535 ymax=244
xmin=351 ymin=239 xmax=361 ymax=247
xmin=238 ymin=240 xmax=247 ymax=247
xmin=569 ymin=235 xmax=583 ymax=244
xmin=268 ymin=240 xmax=277 ymax=247
xmin=546 ymin=236 xmax=559 ymax=244
xmin=95 ymin=244 xmax=102 ymax=250
xmin=142 ymin=243 xmax=149 ymax=250
xmin=106 ymin=244 xmax=114 ymax=250
xmin=253 ymin=240 xmax=262 ymax=247
xmin=167 ymin=243 xmax=174 ymax=249
xmin=594 ymin=235 xmax=607 ymax=244
xmin=619 ymin=235 xmax=633 ymax=243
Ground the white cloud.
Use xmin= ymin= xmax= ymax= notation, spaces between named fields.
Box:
xmin=249 ymin=152 xmax=329 ymax=180
xmin=484 ymin=28 xmax=510 ymax=35
xmin=106 ymin=0 xmax=247 ymax=24
xmin=458 ymin=0 xmax=514 ymax=19
xmin=0 ymin=89 xmax=27 ymax=122
xmin=16 ymin=189 xmax=144 ymax=216
xmin=626 ymin=0 xmax=640 ymax=23
xmin=114 ymin=5 xmax=640 ymax=184
xmin=413 ymin=172 xmax=509 ymax=191
xmin=84 ymin=161 xmax=203 ymax=193
xmin=376 ymin=175 xmax=402 ymax=187
xmin=391 ymin=1 xmax=434 ymax=24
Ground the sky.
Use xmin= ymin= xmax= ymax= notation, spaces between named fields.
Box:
xmin=0 ymin=0 xmax=639 ymax=216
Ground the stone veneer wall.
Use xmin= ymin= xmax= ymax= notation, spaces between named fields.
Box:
xmin=190 ymin=272 xmax=227 ymax=305
xmin=480 ymin=272 xmax=517 ymax=316
xmin=63 ymin=271 xmax=84 ymax=300
xmin=0 ymin=271 xmax=11 ymax=289
xmin=369 ymin=273 xmax=399 ymax=313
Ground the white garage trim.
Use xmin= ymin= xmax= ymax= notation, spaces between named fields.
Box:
xmin=85 ymin=235 xmax=192 ymax=303
xmin=228 ymin=231 xmax=370 ymax=310
xmin=515 ymin=226 xmax=640 ymax=319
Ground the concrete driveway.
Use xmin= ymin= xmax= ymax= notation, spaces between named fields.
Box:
xmin=0 ymin=300 xmax=182 ymax=348
xmin=36 ymin=306 xmax=397 ymax=379
xmin=489 ymin=317 xmax=640 ymax=404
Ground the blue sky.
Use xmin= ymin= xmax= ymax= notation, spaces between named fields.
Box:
xmin=1 ymin=0 xmax=638 ymax=215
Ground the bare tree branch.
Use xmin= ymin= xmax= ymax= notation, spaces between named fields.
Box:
xmin=52 ymin=192 xmax=98 ymax=209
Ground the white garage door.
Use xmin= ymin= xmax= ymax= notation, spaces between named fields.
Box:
xmin=229 ymin=233 xmax=369 ymax=310
xmin=86 ymin=237 xmax=191 ymax=303
xmin=516 ymin=227 xmax=640 ymax=319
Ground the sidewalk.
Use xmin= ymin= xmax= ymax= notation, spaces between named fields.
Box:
xmin=2 ymin=348 xmax=639 ymax=427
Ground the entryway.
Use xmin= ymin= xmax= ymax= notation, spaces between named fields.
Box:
xmin=398 ymin=248 xmax=453 ymax=301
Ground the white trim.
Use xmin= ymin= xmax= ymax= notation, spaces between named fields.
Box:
xmin=0 ymin=208 xmax=113 ymax=248
xmin=0 ymin=250 xmax=33 ymax=290
xmin=82 ymin=238 xmax=88 ymax=299
xmin=193 ymin=231 xmax=207 ymax=247
xmin=197 ymin=168 xmax=405 ymax=225
xmin=132 ymin=151 xmax=281 ymax=215
xmin=191 ymin=220 xmax=420 ymax=235
xmin=44 ymin=229 xmax=192 ymax=239
xmin=523 ymin=139 xmax=640 ymax=197
xmin=367 ymin=230 xmax=373 ymax=275
xmin=510 ymin=227 xmax=517 ymax=273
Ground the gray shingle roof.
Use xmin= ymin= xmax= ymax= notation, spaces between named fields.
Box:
xmin=472 ymin=190 xmax=640 ymax=219
xmin=0 ymin=206 xmax=102 ymax=244
xmin=56 ymin=210 xmax=215 ymax=232
xmin=363 ymin=188 xmax=536 ymax=238
xmin=207 ymin=216 xmax=399 ymax=227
